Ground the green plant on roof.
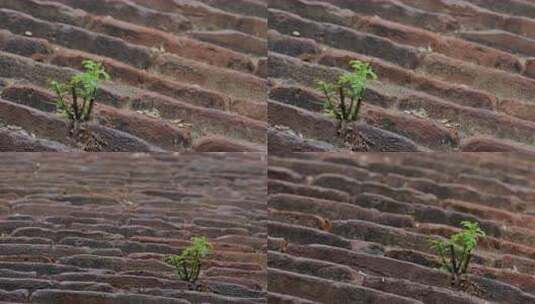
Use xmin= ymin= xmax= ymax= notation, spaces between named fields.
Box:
xmin=316 ymin=60 xmax=377 ymax=124
xmin=429 ymin=221 xmax=486 ymax=287
xmin=164 ymin=236 xmax=212 ymax=284
xmin=50 ymin=59 xmax=110 ymax=129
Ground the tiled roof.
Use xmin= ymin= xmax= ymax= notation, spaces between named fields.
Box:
xmin=268 ymin=0 xmax=535 ymax=152
xmin=268 ymin=152 xmax=535 ymax=303
xmin=0 ymin=0 xmax=267 ymax=152
xmin=0 ymin=153 xmax=267 ymax=303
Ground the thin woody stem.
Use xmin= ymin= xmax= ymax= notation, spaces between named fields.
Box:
xmin=339 ymin=86 xmax=346 ymax=120
xmin=85 ymin=98 xmax=95 ymax=121
xmin=449 ymin=245 xmax=459 ymax=274
xmin=322 ymin=86 xmax=342 ymax=121
xmin=460 ymin=253 xmax=472 ymax=274
xmin=71 ymin=87 xmax=79 ymax=121
xmin=192 ymin=260 xmax=201 ymax=283
xmin=348 ymin=96 xmax=355 ymax=121
xmin=439 ymin=252 xmax=452 ymax=273
xmin=354 ymin=97 xmax=363 ymax=121
xmin=182 ymin=263 xmax=190 ymax=281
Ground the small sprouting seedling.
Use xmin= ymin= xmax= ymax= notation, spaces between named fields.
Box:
xmin=164 ymin=236 xmax=212 ymax=284
xmin=429 ymin=221 xmax=486 ymax=287
xmin=50 ymin=59 xmax=110 ymax=130
xmin=316 ymin=60 xmax=377 ymax=125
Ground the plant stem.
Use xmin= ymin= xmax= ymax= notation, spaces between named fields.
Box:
xmin=339 ymin=86 xmax=346 ymax=120
xmin=322 ymin=86 xmax=341 ymax=121
xmin=458 ymin=245 xmax=468 ymax=273
xmin=71 ymin=87 xmax=79 ymax=121
xmin=85 ymin=98 xmax=95 ymax=121
xmin=321 ymin=86 xmax=333 ymax=111
xmin=182 ymin=263 xmax=190 ymax=281
xmin=460 ymin=253 xmax=472 ymax=274
xmin=191 ymin=260 xmax=201 ymax=283
xmin=449 ymin=245 xmax=458 ymax=274
xmin=348 ymin=96 xmax=355 ymax=121
xmin=354 ymin=97 xmax=363 ymax=121
xmin=438 ymin=252 xmax=452 ymax=273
